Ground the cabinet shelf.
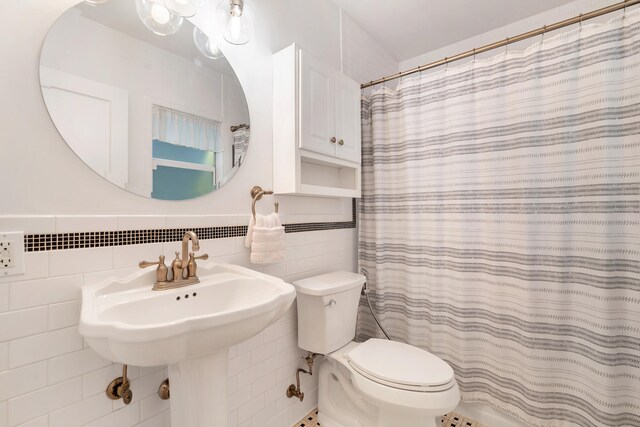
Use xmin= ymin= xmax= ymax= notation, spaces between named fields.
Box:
xmin=277 ymin=184 xmax=361 ymax=198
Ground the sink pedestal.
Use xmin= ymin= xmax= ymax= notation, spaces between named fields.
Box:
xmin=168 ymin=350 xmax=228 ymax=427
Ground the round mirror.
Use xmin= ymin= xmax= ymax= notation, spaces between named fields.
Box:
xmin=40 ymin=0 xmax=250 ymax=200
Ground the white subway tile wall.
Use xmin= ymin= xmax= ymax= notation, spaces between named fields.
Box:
xmin=0 ymin=215 xmax=357 ymax=427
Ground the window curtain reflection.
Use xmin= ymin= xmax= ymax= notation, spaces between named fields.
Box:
xmin=152 ymin=105 xmax=222 ymax=152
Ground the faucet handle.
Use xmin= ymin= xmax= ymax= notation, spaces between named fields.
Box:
xmin=139 ymin=256 xmax=169 ymax=283
xmin=171 ymin=251 xmax=184 ymax=281
xmin=139 ymin=255 xmax=165 ymax=269
xmin=187 ymin=252 xmax=209 ymax=278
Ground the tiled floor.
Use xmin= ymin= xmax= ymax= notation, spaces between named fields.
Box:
xmin=294 ymin=409 xmax=487 ymax=427
xmin=441 ymin=412 xmax=488 ymax=427
xmin=294 ymin=409 xmax=320 ymax=426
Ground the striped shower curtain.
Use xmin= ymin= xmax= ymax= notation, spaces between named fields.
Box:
xmin=358 ymin=10 xmax=640 ymax=427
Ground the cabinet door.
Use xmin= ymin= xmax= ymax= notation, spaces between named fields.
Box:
xmin=299 ymin=50 xmax=336 ymax=157
xmin=334 ymin=74 xmax=361 ymax=163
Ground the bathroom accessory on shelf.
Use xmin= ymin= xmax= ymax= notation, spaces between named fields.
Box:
xmin=139 ymin=231 xmax=209 ymax=290
xmin=245 ymin=186 xmax=285 ymax=264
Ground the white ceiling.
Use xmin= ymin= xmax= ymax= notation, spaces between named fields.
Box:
xmin=331 ymin=0 xmax=576 ymax=62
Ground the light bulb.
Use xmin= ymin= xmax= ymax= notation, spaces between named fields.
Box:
xmin=193 ymin=26 xmax=224 ymax=59
xmin=164 ymin=0 xmax=205 ymax=17
xmin=206 ymin=40 xmax=223 ymax=58
xmin=151 ymin=4 xmax=171 ymax=25
xmin=136 ymin=0 xmax=184 ymax=36
xmin=230 ymin=3 xmax=242 ymax=16
xmin=214 ymin=0 xmax=253 ymax=45
xmin=227 ymin=15 xmax=242 ymax=43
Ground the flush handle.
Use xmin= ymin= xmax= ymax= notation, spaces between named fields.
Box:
xmin=325 ymin=299 xmax=337 ymax=307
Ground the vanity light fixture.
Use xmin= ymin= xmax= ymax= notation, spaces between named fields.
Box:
xmin=164 ymin=0 xmax=205 ymax=18
xmin=131 ymin=0 xmax=253 ymax=59
xmin=215 ymin=0 xmax=253 ymax=45
xmin=135 ymin=0 xmax=184 ymax=36
xmin=194 ymin=27 xmax=224 ymax=59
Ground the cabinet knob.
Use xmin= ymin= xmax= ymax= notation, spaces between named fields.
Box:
xmin=330 ymin=137 xmax=336 ymax=144
xmin=338 ymin=139 xmax=344 ymax=146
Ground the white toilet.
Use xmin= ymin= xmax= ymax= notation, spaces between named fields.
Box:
xmin=293 ymin=271 xmax=460 ymax=427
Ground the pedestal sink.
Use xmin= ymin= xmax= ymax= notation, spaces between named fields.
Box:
xmin=79 ymin=262 xmax=296 ymax=426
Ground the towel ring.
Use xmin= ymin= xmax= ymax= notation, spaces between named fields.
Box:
xmin=250 ymin=185 xmax=279 ymax=221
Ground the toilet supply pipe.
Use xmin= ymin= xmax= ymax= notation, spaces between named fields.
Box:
xmin=360 ymin=268 xmax=391 ymax=340
xmin=286 ymin=352 xmax=319 ymax=401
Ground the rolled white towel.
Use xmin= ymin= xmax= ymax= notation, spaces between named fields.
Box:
xmin=244 ymin=216 xmax=255 ymax=249
xmin=245 ymin=212 xmax=286 ymax=264
xmin=257 ymin=212 xmax=282 ymax=228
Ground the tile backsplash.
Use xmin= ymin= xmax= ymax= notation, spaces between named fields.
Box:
xmin=0 ymin=213 xmax=357 ymax=427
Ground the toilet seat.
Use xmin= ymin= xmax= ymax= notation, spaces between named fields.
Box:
xmin=345 ymin=339 xmax=456 ymax=392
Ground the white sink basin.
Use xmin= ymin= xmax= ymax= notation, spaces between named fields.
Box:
xmin=79 ymin=262 xmax=295 ymax=366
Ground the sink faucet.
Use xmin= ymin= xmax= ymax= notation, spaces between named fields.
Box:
xmin=139 ymin=231 xmax=209 ymax=291
xmin=181 ymin=230 xmax=199 ymax=271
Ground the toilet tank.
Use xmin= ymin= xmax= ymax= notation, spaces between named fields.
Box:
xmin=293 ymin=271 xmax=366 ymax=354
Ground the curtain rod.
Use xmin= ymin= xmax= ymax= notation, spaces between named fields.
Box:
xmin=230 ymin=123 xmax=250 ymax=132
xmin=361 ymin=0 xmax=639 ymax=89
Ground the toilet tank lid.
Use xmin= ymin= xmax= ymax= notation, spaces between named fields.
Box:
xmin=293 ymin=271 xmax=366 ymax=296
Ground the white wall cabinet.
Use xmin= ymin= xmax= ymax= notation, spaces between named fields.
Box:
xmin=273 ymin=43 xmax=361 ymax=197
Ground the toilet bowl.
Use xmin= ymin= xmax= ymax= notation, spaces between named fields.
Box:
xmin=293 ymin=272 xmax=460 ymax=427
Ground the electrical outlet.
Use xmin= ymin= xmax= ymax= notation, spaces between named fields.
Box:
xmin=0 ymin=232 xmax=25 ymax=277
xmin=0 ymin=241 xmax=14 ymax=267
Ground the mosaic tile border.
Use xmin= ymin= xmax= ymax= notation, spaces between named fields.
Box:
xmin=24 ymin=199 xmax=357 ymax=252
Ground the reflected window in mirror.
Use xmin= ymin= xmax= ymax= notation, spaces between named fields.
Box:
xmin=151 ymin=105 xmax=221 ymax=200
